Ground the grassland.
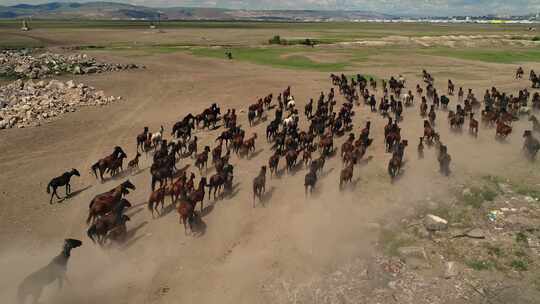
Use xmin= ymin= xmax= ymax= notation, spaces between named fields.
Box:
xmin=423 ymin=48 xmax=540 ymax=64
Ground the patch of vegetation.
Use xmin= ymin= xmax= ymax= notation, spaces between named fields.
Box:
xmin=467 ymin=259 xmax=495 ymax=271
xmin=462 ymin=186 xmax=497 ymax=209
xmin=510 ymin=259 xmax=529 ymax=271
xmin=512 ymin=184 xmax=540 ymax=201
xmin=516 ymin=232 xmax=529 ymax=244
xmin=485 ymin=244 xmax=505 ymax=258
xmin=532 ymin=36 xmax=540 ymax=42
xmin=424 ymin=48 xmax=540 ymax=64
xmin=379 ymin=228 xmax=415 ymax=257
xmin=190 ymin=47 xmax=352 ymax=71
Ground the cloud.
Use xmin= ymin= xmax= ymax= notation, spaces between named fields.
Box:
xmin=1 ymin=0 xmax=537 ymax=16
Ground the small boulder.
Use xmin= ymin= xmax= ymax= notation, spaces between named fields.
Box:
xmin=424 ymin=214 xmax=448 ymax=231
xmin=397 ymin=246 xmax=427 ymax=260
xmin=444 ymin=261 xmax=459 ymax=278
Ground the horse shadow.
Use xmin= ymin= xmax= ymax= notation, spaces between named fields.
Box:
xmin=126 ymin=206 xmax=144 ymax=217
xmin=224 ymin=183 xmax=241 ymax=200
xmin=129 ymin=167 xmax=148 ymax=177
xmin=249 ymin=149 xmax=264 ymax=160
xmin=52 ymin=185 xmax=92 ymax=204
xmin=191 ymin=216 xmax=207 ymax=237
xmin=341 ymin=177 xmax=361 ymax=192
xmin=287 ymin=164 xmax=303 ymax=176
xmin=260 ymin=186 xmax=276 ymax=205
xmin=199 ymin=204 xmax=215 ymax=218
xmin=273 ymin=167 xmax=286 ymax=178
xmin=120 ymin=221 xmax=149 ymax=250
xmin=358 ymin=156 xmax=374 ymax=167
xmin=318 ymin=167 xmax=335 ymax=179
xmin=158 ymin=203 xmax=177 ymax=218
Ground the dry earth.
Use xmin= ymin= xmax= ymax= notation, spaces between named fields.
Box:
xmin=1 ymin=30 xmax=540 ymax=304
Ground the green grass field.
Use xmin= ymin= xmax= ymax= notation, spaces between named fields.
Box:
xmin=424 ymin=48 xmax=540 ymax=64
xmin=190 ymin=47 xmax=349 ymax=71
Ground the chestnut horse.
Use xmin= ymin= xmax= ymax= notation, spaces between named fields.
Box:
xmin=91 ymin=146 xmax=127 ymax=181
xmin=86 ymin=180 xmax=135 ymax=224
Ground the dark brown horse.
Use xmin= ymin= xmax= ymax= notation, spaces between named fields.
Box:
xmin=195 ymin=146 xmax=211 ymax=172
xmin=47 ymin=169 xmax=80 ymax=204
xmin=91 ymin=146 xmax=127 ymax=181
xmin=86 ymin=180 xmax=135 ymax=224
xmin=253 ymin=166 xmax=267 ymax=207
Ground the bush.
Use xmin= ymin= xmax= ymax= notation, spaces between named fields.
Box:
xmin=532 ymin=36 xmax=540 ymax=41
xmin=269 ymin=35 xmax=282 ymax=45
xmin=510 ymin=259 xmax=528 ymax=271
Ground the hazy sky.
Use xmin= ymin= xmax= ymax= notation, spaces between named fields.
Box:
xmin=1 ymin=0 xmax=539 ymax=16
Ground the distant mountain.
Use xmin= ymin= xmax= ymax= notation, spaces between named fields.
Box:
xmin=0 ymin=2 xmax=393 ymax=21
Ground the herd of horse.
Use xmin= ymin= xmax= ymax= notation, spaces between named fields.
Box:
xmin=44 ymin=67 xmax=540 ymax=245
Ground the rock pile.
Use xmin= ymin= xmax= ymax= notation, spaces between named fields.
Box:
xmin=0 ymin=79 xmax=121 ymax=129
xmin=0 ymin=50 xmax=143 ymax=79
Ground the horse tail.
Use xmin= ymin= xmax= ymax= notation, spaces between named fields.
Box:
xmin=87 ymin=225 xmax=97 ymax=243
xmin=91 ymin=161 xmax=99 ymax=179
xmin=46 ymin=181 xmax=52 ymax=194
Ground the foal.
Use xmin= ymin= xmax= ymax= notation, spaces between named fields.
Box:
xmin=47 ymin=169 xmax=80 ymax=204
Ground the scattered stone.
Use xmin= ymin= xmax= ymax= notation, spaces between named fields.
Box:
xmin=444 ymin=261 xmax=459 ymax=278
xmin=424 ymin=214 xmax=448 ymax=231
xmin=0 ymin=79 xmax=121 ymax=129
xmin=397 ymin=246 xmax=427 ymax=260
xmin=0 ymin=50 xmax=143 ymax=80
xmin=465 ymin=228 xmax=486 ymax=239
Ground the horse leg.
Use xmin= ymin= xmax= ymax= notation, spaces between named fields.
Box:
xmin=49 ymin=188 xmax=56 ymax=204
xmin=65 ymin=184 xmax=70 ymax=197
xmin=53 ymin=186 xmax=61 ymax=200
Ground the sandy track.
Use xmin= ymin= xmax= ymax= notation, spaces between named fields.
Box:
xmin=1 ymin=50 xmax=539 ymax=304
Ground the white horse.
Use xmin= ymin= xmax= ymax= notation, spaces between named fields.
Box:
xmin=151 ymin=126 xmax=164 ymax=147
xmin=401 ymin=93 xmax=412 ymax=105
xmin=283 ymin=114 xmax=298 ymax=129
xmin=287 ymin=97 xmax=296 ymax=110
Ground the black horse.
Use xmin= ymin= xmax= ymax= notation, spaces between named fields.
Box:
xmin=172 ymin=114 xmax=195 ymax=139
xmin=18 ymin=239 xmax=82 ymax=304
xmin=46 ymin=169 xmax=80 ymax=204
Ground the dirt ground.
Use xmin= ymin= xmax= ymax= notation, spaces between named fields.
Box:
xmin=1 ymin=28 xmax=540 ymax=304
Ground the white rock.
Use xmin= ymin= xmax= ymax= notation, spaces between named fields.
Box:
xmin=424 ymin=214 xmax=448 ymax=231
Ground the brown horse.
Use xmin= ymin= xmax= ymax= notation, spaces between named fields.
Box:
xmin=340 ymin=162 xmax=355 ymax=189
xmin=304 ymin=168 xmax=317 ymax=195
xmin=177 ymin=200 xmax=195 ymax=235
xmin=469 ymin=113 xmax=479 ymax=136
xmin=86 ymin=180 xmax=135 ymax=224
xmin=195 ymin=146 xmax=211 ymax=172
xmin=148 ymin=186 xmax=166 ymax=218
xmin=127 ymin=153 xmax=141 ymax=170
xmin=388 ymin=154 xmax=402 ymax=180
xmin=496 ymin=119 xmax=512 ymax=139
xmin=91 ymin=146 xmax=127 ymax=181
xmin=136 ymin=127 xmax=149 ymax=152
xmin=253 ymin=166 xmax=267 ymax=207
xmin=188 ymin=177 xmax=207 ymax=213
xmin=239 ymin=133 xmax=257 ymax=158
xmin=87 ymin=212 xmax=130 ymax=245
xmin=268 ymin=151 xmax=280 ymax=178
xmin=170 ymin=172 xmax=188 ymax=204
xmin=207 ymin=171 xmax=227 ymax=200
